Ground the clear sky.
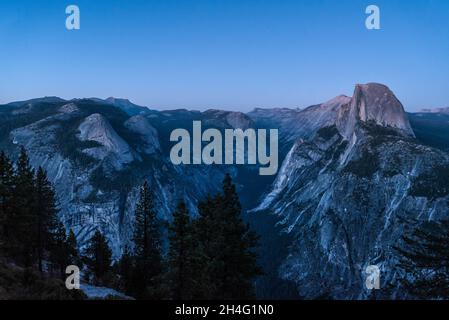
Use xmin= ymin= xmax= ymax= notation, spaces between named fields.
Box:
xmin=1 ymin=0 xmax=448 ymax=111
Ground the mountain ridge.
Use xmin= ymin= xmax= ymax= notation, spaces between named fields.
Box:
xmin=1 ymin=83 xmax=448 ymax=299
xmin=252 ymin=83 xmax=449 ymax=298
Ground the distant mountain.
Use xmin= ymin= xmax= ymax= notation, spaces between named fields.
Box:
xmin=6 ymin=96 xmax=67 ymax=108
xmin=408 ymin=111 xmax=449 ymax=152
xmin=248 ymin=95 xmax=351 ymax=148
xmin=419 ymin=107 xmax=449 ymax=114
xmin=252 ymin=83 xmax=449 ymax=299
xmin=103 ymin=97 xmax=150 ymax=116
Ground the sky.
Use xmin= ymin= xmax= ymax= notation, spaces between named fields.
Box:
xmin=0 ymin=0 xmax=448 ymax=112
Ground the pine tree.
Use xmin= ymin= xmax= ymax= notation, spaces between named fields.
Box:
xmin=192 ymin=194 xmax=224 ymax=298
xmin=50 ymin=221 xmax=69 ymax=278
xmin=219 ymin=173 xmax=261 ymax=299
xmin=12 ymin=147 xmax=36 ymax=266
xmin=132 ymin=181 xmax=163 ymax=299
xmin=34 ymin=167 xmax=59 ymax=273
xmin=66 ymin=229 xmax=80 ymax=267
xmin=49 ymin=224 xmax=80 ymax=279
xmin=395 ymin=220 xmax=449 ymax=299
xmin=84 ymin=230 xmax=112 ymax=285
xmin=117 ymin=246 xmax=134 ymax=296
xmin=0 ymin=151 xmax=14 ymax=254
xmin=167 ymin=200 xmax=198 ymax=300
xmin=193 ymin=174 xmax=261 ymax=299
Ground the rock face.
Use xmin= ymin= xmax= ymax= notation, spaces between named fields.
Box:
xmin=248 ymin=95 xmax=351 ymax=149
xmin=253 ymin=83 xmax=449 ymax=299
xmin=202 ymin=109 xmax=255 ymax=130
xmin=78 ymin=113 xmax=135 ymax=169
xmin=124 ymin=115 xmax=160 ymax=154
xmin=337 ymin=83 xmax=415 ymax=140
xmin=0 ymin=98 xmax=234 ymax=259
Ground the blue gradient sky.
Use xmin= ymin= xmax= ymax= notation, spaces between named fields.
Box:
xmin=1 ymin=0 xmax=448 ymax=111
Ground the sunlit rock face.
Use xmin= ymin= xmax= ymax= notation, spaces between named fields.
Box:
xmin=78 ymin=113 xmax=135 ymax=169
xmin=254 ymin=83 xmax=449 ymax=299
xmin=337 ymin=83 xmax=415 ymax=140
xmin=248 ymin=95 xmax=352 ymax=146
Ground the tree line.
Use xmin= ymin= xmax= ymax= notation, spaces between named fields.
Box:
xmin=0 ymin=147 xmax=79 ymax=276
xmin=0 ymin=147 xmax=261 ymax=299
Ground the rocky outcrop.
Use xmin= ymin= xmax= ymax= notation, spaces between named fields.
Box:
xmin=77 ymin=113 xmax=134 ymax=168
xmin=124 ymin=115 xmax=160 ymax=154
xmin=248 ymin=95 xmax=351 ymax=146
xmin=105 ymin=97 xmax=149 ymax=116
xmin=203 ymin=109 xmax=254 ymax=130
xmin=337 ymin=83 xmax=415 ymax=140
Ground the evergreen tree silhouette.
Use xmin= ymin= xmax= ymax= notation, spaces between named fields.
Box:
xmin=132 ymin=181 xmax=162 ymax=299
xmin=50 ymin=221 xmax=69 ymax=278
xmin=0 ymin=151 xmax=14 ymax=254
xmin=66 ymin=229 xmax=80 ymax=267
xmin=192 ymin=174 xmax=261 ymax=299
xmin=34 ymin=167 xmax=59 ymax=273
xmin=12 ymin=147 xmax=36 ymax=266
xmin=167 ymin=200 xmax=198 ymax=299
xmin=84 ymin=230 xmax=112 ymax=285
xmin=219 ymin=173 xmax=261 ymax=299
xmin=116 ymin=246 xmax=134 ymax=296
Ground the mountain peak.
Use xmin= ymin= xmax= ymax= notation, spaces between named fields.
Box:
xmin=6 ymin=96 xmax=66 ymax=108
xmin=104 ymin=97 xmax=149 ymax=115
xmin=419 ymin=106 xmax=449 ymax=114
xmin=337 ymin=83 xmax=415 ymax=139
xmin=77 ymin=113 xmax=134 ymax=167
xmin=106 ymin=97 xmax=131 ymax=104
xmin=321 ymin=95 xmax=351 ymax=108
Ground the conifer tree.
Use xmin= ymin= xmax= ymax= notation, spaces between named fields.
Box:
xmin=34 ymin=166 xmax=59 ymax=272
xmin=12 ymin=147 xmax=36 ymax=266
xmin=192 ymin=194 xmax=224 ymax=298
xmin=50 ymin=224 xmax=80 ymax=278
xmin=132 ymin=181 xmax=162 ymax=299
xmin=50 ymin=221 xmax=70 ymax=278
xmin=117 ymin=246 xmax=134 ymax=295
xmin=219 ymin=173 xmax=261 ymax=299
xmin=0 ymin=151 xmax=14 ymax=253
xmin=167 ymin=200 xmax=198 ymax=300
xmin=66 ymin=229 xmax=80 ymax=267
xmin=84 ymin=230 xmax=112 ymax=285
xmin=193 ymin=174 xmax=260 ymax=299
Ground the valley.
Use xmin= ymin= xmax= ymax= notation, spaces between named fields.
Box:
xmin=1 ymin=83 xmax=448 ymax=299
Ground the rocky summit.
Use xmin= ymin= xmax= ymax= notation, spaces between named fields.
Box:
xmin=253 ymin=83 xmax=449 ymax=298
